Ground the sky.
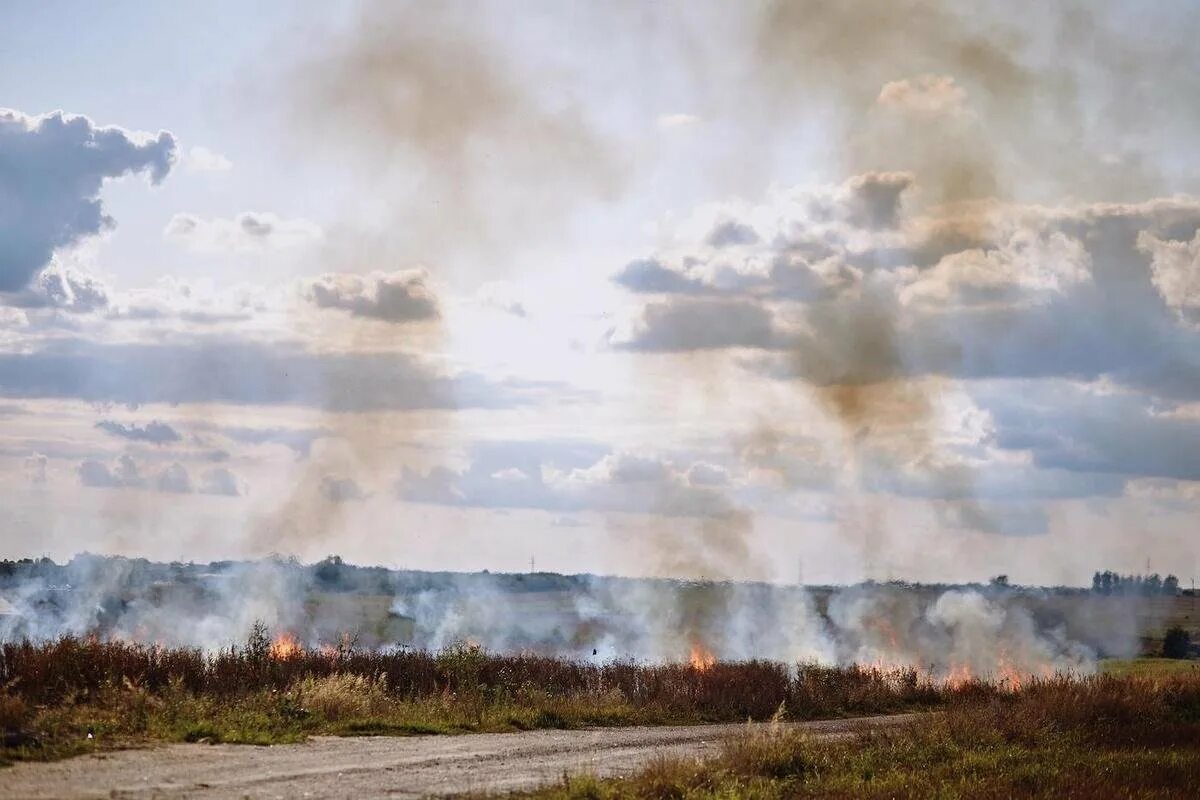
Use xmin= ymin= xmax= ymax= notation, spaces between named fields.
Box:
xmin=1 ymin=0 xmax=1199 ymax=587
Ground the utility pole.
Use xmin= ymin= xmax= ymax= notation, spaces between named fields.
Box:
xmin=529 ymin=555 xmax=535 ymax=574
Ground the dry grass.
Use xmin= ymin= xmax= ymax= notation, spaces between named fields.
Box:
xmin=508 ymin=672 xmax=1200 ymax=799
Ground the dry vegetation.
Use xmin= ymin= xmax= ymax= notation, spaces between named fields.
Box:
xmin=3 ymin=634 xmax=1198 ymax=800
xmin=5 ymin=634 xmax=969 ymax=764
xmin=507 ymin=673 xmax=1200 ymax=799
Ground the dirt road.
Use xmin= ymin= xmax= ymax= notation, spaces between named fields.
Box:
xmin=0 ymin=714 xmax=920 ymax=799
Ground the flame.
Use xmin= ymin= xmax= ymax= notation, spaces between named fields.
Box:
xmin=996 ymin=648 xmax=1025 ymax=691
xmin=688 ymin=641 xmax=716 ymax=671
xmin=269 ymin=632 xmax=301 ymax=659
xmin=944 ymin=662 xmax=974 ymax=688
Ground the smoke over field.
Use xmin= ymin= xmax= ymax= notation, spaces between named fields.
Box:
xmin=2 ymin=555 xmax=1162 ymax=683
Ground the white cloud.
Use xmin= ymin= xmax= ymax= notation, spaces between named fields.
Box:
xmin=657 ymin=113 xmax=700 ymax=129
xmin=183 ymin=146 xmax=232 ymax=172
xmin=163 ymin=212 xmax=322 ymax=253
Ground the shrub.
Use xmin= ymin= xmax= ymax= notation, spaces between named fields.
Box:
xmin=1164 ymin=626 xmax=1192 ymax=659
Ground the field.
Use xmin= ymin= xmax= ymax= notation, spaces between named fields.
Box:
xmin=506 ymin=674 xmax=1200 ymax=799
xmin=0 ymin=636 xmax=958 ymax=765
xmin=2 ymin=636 xmax=1197 ymax=798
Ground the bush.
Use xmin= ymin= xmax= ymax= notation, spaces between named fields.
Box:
xmin=1163 ymin=626 xmax=1192 ymax=659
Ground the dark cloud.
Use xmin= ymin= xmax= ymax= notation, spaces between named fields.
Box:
xmin=0 ymin=109 xmax=175 ymax=291
xmin=981 ymin=381 xmax=1200 ymax=483
xmin=0 ymin=337 xmax=557 ymax=411
xmin=305 ymin=269 xmax=439 ymax=323
xmin=614 ymin=177 xmax=1200 ymax=402
xmin=613 ymin=298 xmax=783 ymax=352
xmin=95 ymin=420 xmax=182 ymax=445
xmin=4 ymin=267 xmax=110 ymax=313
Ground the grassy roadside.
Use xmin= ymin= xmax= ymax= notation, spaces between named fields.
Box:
xmin=1 ymin=637 xmax=956 ymax=765
xmin=500 ymin=673 xmax=1200 ymax=799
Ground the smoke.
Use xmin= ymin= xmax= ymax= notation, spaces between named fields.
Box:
xmin=1 ymin=555 xmax=1133 ymax=681
xmin=289 ymin=0 xmax=626 ymax=262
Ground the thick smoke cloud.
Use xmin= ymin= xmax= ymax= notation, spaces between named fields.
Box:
xmin=0 ymin=108 xmax=175 ymax=292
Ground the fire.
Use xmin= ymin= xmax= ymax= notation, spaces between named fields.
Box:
xmin=688 ymin=642 xmax=716 ymax=671
xmin=269 ymin=632 xmax=301 ymax=659
xmin=944 ymin=662 xmax=974 ymax=688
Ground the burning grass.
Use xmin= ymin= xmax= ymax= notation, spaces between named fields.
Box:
xmin=505 ymin=673 xmax=1200 ymax=799
xmin=0 ymin=633 xmax=1189 ymax=775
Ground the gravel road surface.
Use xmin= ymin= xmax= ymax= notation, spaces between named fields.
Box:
xmin=0 ymin=714 xmax=920 ymax=799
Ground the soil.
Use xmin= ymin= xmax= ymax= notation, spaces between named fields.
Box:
xmin=0 ymin=714 xmax=921 ymax=799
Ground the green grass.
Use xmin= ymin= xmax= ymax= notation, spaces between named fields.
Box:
xmin=1100 ymin=657 xmax=1200 ymax=678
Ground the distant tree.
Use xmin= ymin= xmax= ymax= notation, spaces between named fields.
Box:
xmin=1164 ymin=575 xmax=1180 ymax=595
xmin=990 ymin=575 xmax=1010 ymax=588
xmin=1162 ymin=626 xmax=1192 ymax=659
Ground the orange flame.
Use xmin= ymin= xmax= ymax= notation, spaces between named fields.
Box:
xmin=688 ymin=642 xmax=716 ymax=671
xmin=269 ymin=632 xmax=301 ymax=659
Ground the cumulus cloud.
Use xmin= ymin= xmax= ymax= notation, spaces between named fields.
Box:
xmin=305 ymin=269 xmax=439 ymax=323
xmin=78 ymin=454 xmax=243 ymax=496
xmin=95 ymin=420 xmax=181 ymax=445
xmin=399 ymin=443 xmax=739 ymax=518
xmin=163 ymin=212 xmax=322 ymax=253
xmin=156 ymin=462 xmax=192 ymax=493
xmin=612 ymin=174 xmax=1200 ymax=403
xmin=0 ymin=108 xmax=175 ymax=292
xmin=4 ymin=265 xmax=110 ymax=313
xmin=78 ymin=454 xmax=143 ymax=488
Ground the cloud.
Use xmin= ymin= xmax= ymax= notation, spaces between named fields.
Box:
xmin=0 ymin=108 xmax=175 ymax=292
xmin=474 ymin=281 xmax=528 ymax=318
xmin=24 ymin=452 xmax=47 ymax=484
xmin=78 ymin=454 xmax=243 ymax=496
xmin=398 ymin=443 xmax=739 ymax=518
xmin=78 ymin=454 xmax=143 ymax=488
xmin=0 ymin=337 xmax=554 ymax=411
xmin=657 ymin=113 xmax=700 ymax=129
xmin=163 ymin=212 xmax=322 ymax=253
xmin=199 ymin=467 xmax=241 ymax=496
xmin=182 ymin=146 xmax=232 ymax=172
xmin=612 ymin=175 xmax=1200 ymax=402
xmin=156 ymin=462 xmax=192 ymax=493
xmin=611 ymin=298 xmax=783 ymax=352
xmin=320 ymin=475 xmax=368 ymax=503
xmin=95 ymin=420 xmax=182 ymax=445
xmin=209 ymin=425 xmax=331 ymax=459
xmin=305 ymin=269 xmax=439 ymax=323
xmin=3 ymin=265 xmax=110 ymax=313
